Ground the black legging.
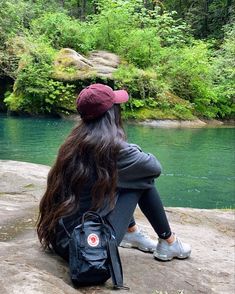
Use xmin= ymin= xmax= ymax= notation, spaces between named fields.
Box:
xmin=106 ymin=186 xmax=172 ymax=245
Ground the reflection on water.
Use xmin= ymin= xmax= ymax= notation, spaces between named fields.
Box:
xmin=0 ymin=115 xmax=234 ymax=209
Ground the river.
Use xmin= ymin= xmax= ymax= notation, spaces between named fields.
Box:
xmin=0 ymin=114 xmax=234 ymax=209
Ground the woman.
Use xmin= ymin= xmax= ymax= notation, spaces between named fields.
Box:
xmin=37 ymin=83 xmax=191 ymax=263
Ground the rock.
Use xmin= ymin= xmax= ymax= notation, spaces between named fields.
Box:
xmin=139 ymin=119 xmax=207 ymax=128
xmin=53 ymin=49 xmax=120 ymax=81
xmin=54 ymin=48 xmax=93 ymax=70
xmin=0 ymin=160 xmax=49 ymax=234
xmin=203 ymin=119 xmax=224 ymax=126
xmin=88 ymin=50 xmax=120 ymax=77
xmin=0 ymin=160 xmax=234 ymax=294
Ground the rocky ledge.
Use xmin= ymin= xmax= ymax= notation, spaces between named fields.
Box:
xmin=0 ymin=160 xmax=234 ymax=294
xmin=138 ymin=119 xmax=229 ymax=128
xmin=53 ymin=49 xmax=120 ymax=81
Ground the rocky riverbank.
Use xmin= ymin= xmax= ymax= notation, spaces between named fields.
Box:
xmin=0 ymin=160 xmax=234 ymax=294
xmin=138 ymin=119 xmax=235 ymax=128
xmin=63 ymin=114 xmax=234 ymax=128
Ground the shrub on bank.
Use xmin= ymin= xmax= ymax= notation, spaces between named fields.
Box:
xmin=114 ymin=65 xmax=195 ymax=120
xmin=4 ymin=38 xmax=76 ymax=115
xmin=30 ymin=12 xmax=96 ymax=54
xmin=212 ymin=23 xmax=235 ymax=118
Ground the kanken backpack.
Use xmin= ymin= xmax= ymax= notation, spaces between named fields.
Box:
xmin=60 ymin=211 xmax=128 ymax=289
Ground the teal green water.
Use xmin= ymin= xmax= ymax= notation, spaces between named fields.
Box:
xmin=0 ymin=115 xmax=234 ymax=209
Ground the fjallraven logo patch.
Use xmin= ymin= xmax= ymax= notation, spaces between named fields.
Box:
xmin=87 ymin=233 xmax=99 ymax=247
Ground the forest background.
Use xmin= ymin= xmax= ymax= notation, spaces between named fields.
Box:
xmin=0 ymin=0 xmax=234 ymax=120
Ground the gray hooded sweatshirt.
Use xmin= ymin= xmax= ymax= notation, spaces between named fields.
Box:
xmin=117 ymin=142 xmax=162 ymax=189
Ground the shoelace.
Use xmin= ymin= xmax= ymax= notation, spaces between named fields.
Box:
xmin=175 ymin=237 xmax=184 ymax=253
xmin=138 ymin=229 xmax=152 ymax=240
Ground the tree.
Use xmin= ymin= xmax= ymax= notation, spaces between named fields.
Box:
xmin=162 ymin=0 xmax=235 ymax=39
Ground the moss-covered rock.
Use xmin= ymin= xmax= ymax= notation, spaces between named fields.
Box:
xmin=53 ymin=49 xmax=120 ymax=81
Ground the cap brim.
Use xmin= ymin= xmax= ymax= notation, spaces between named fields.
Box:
xmin=113 ymin=90 xmax=129 ymax=104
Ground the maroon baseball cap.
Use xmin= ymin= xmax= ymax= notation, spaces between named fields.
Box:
xmin=76 ymin=84 xmax=129 ymax=120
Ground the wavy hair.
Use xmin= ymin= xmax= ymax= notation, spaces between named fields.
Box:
xmin=37 ymin=105 xmax=125 ymax=249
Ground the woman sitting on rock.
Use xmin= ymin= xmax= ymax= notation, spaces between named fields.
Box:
xmin=37 ymin=83 xmax=191 ymax=266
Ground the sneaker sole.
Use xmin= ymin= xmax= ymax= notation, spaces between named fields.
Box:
xmin=153 ymin=251 xmax=191 ymax=261
xmin=119 ymin=241 xmax=154 ymax=253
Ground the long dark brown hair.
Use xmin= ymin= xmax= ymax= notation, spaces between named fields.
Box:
xmin=37 ymin=105 xmax=125 ymax=249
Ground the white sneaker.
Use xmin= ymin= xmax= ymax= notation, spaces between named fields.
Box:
xmin=120 ymin=229 xmax=157 ymax=253
xmin=153 ymin=235 xmax=191 ymax=261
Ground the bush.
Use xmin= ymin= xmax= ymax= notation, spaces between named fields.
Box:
xmin=114 ymin=64 xmax=167 ymax=99
xmin=0 ymin=0 xmax=33 ymax=41
xmin=114 ymin=64 xmax=195 ymax=120
xmin=212 ymin=23 xmax=235 ymax=118
xmin=4 ymin=37 xmax=76 ymax=114
xmin=90 ymin=0 xmax=134 ymax=52
xmin=155 ymin=42 xmax=219 ymax=118
xmin=30 ymin=12 xmax=96 ymax=54
xmin=92 ymin=0 xmax=191 ymax=66
xmin=118 ymin=28 xmax=161 ymax=68
xmin=0 ymin=0 xmax=64 ymax=43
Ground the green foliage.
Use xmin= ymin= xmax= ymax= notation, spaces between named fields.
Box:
xmin=43 ymin=80 xmax=77 ymax=114
xmin=155 ymin=41 xmax=219 ymax=118
xmin=122 ymin=104 xmax=195 ymax=121
xmin=0 ymin=0 xmax=30 ymax=77
xmin=0 ymin=0 xmax=64 ymax=78
xmin=114 ymin=64 xmax=195 ymax=120
xmin=0 ymin=0 xmax=64 ymax=42
xmin=119 ymin=28 xmax=161 ymax=68
xmin=163 ymin=0 xmax=235 ymax=39
xmin=131 ymin=7 xmax=192 ymax=47
xmin=212 ymin=23 xmax=235 ymax=118
xmin=4 ymin=37 xmax=76 ymax=114
xmin=114 ymin=64 xmax=167 ymax=100
xmin=30 ymin=12 xmax=96 ymax=53
xmin=0 ymin=0 xmax=234 ymax=119
xmin=91 ymin=0 xmax=191 ymax=67
xmin=0 ymin=0 xmax=32 ymax=40
xmin=90 ymin=0 xmax=134 ymax=52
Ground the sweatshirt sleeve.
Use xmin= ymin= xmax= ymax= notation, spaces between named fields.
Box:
xmin=117 ymin=142 xmax=162 ymax=189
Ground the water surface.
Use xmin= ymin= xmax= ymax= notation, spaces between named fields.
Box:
xmin=0 ymin=115 xmax=234 ymax=209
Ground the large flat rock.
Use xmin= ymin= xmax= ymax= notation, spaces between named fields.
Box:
xmin=0 ymin=160 xmax=234 ymax=294
xmin=53 ymin=49 xmax=120 ymax=81
xmin=0 ymin=160 xmax=49 ymax=239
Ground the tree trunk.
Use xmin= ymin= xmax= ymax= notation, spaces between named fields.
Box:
xmin=78 ymin=0 xmax=86 ymax=21
xmin=203 ymin=0 xmax=209 ymax=37
xmin=225 ymin=0 xmax=232 ymax=22
xmin=93 ymin=0 xmax=99 ymax=14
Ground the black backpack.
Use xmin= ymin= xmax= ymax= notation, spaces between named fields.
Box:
xmin=60 ymin=211 xmax=128 ymax=289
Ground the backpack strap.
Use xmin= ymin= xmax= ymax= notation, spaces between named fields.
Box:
xmin=107 ymin=236 xmax=129 ymax=290
xmin=58 ymin=218 xmax=71 ymax=238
